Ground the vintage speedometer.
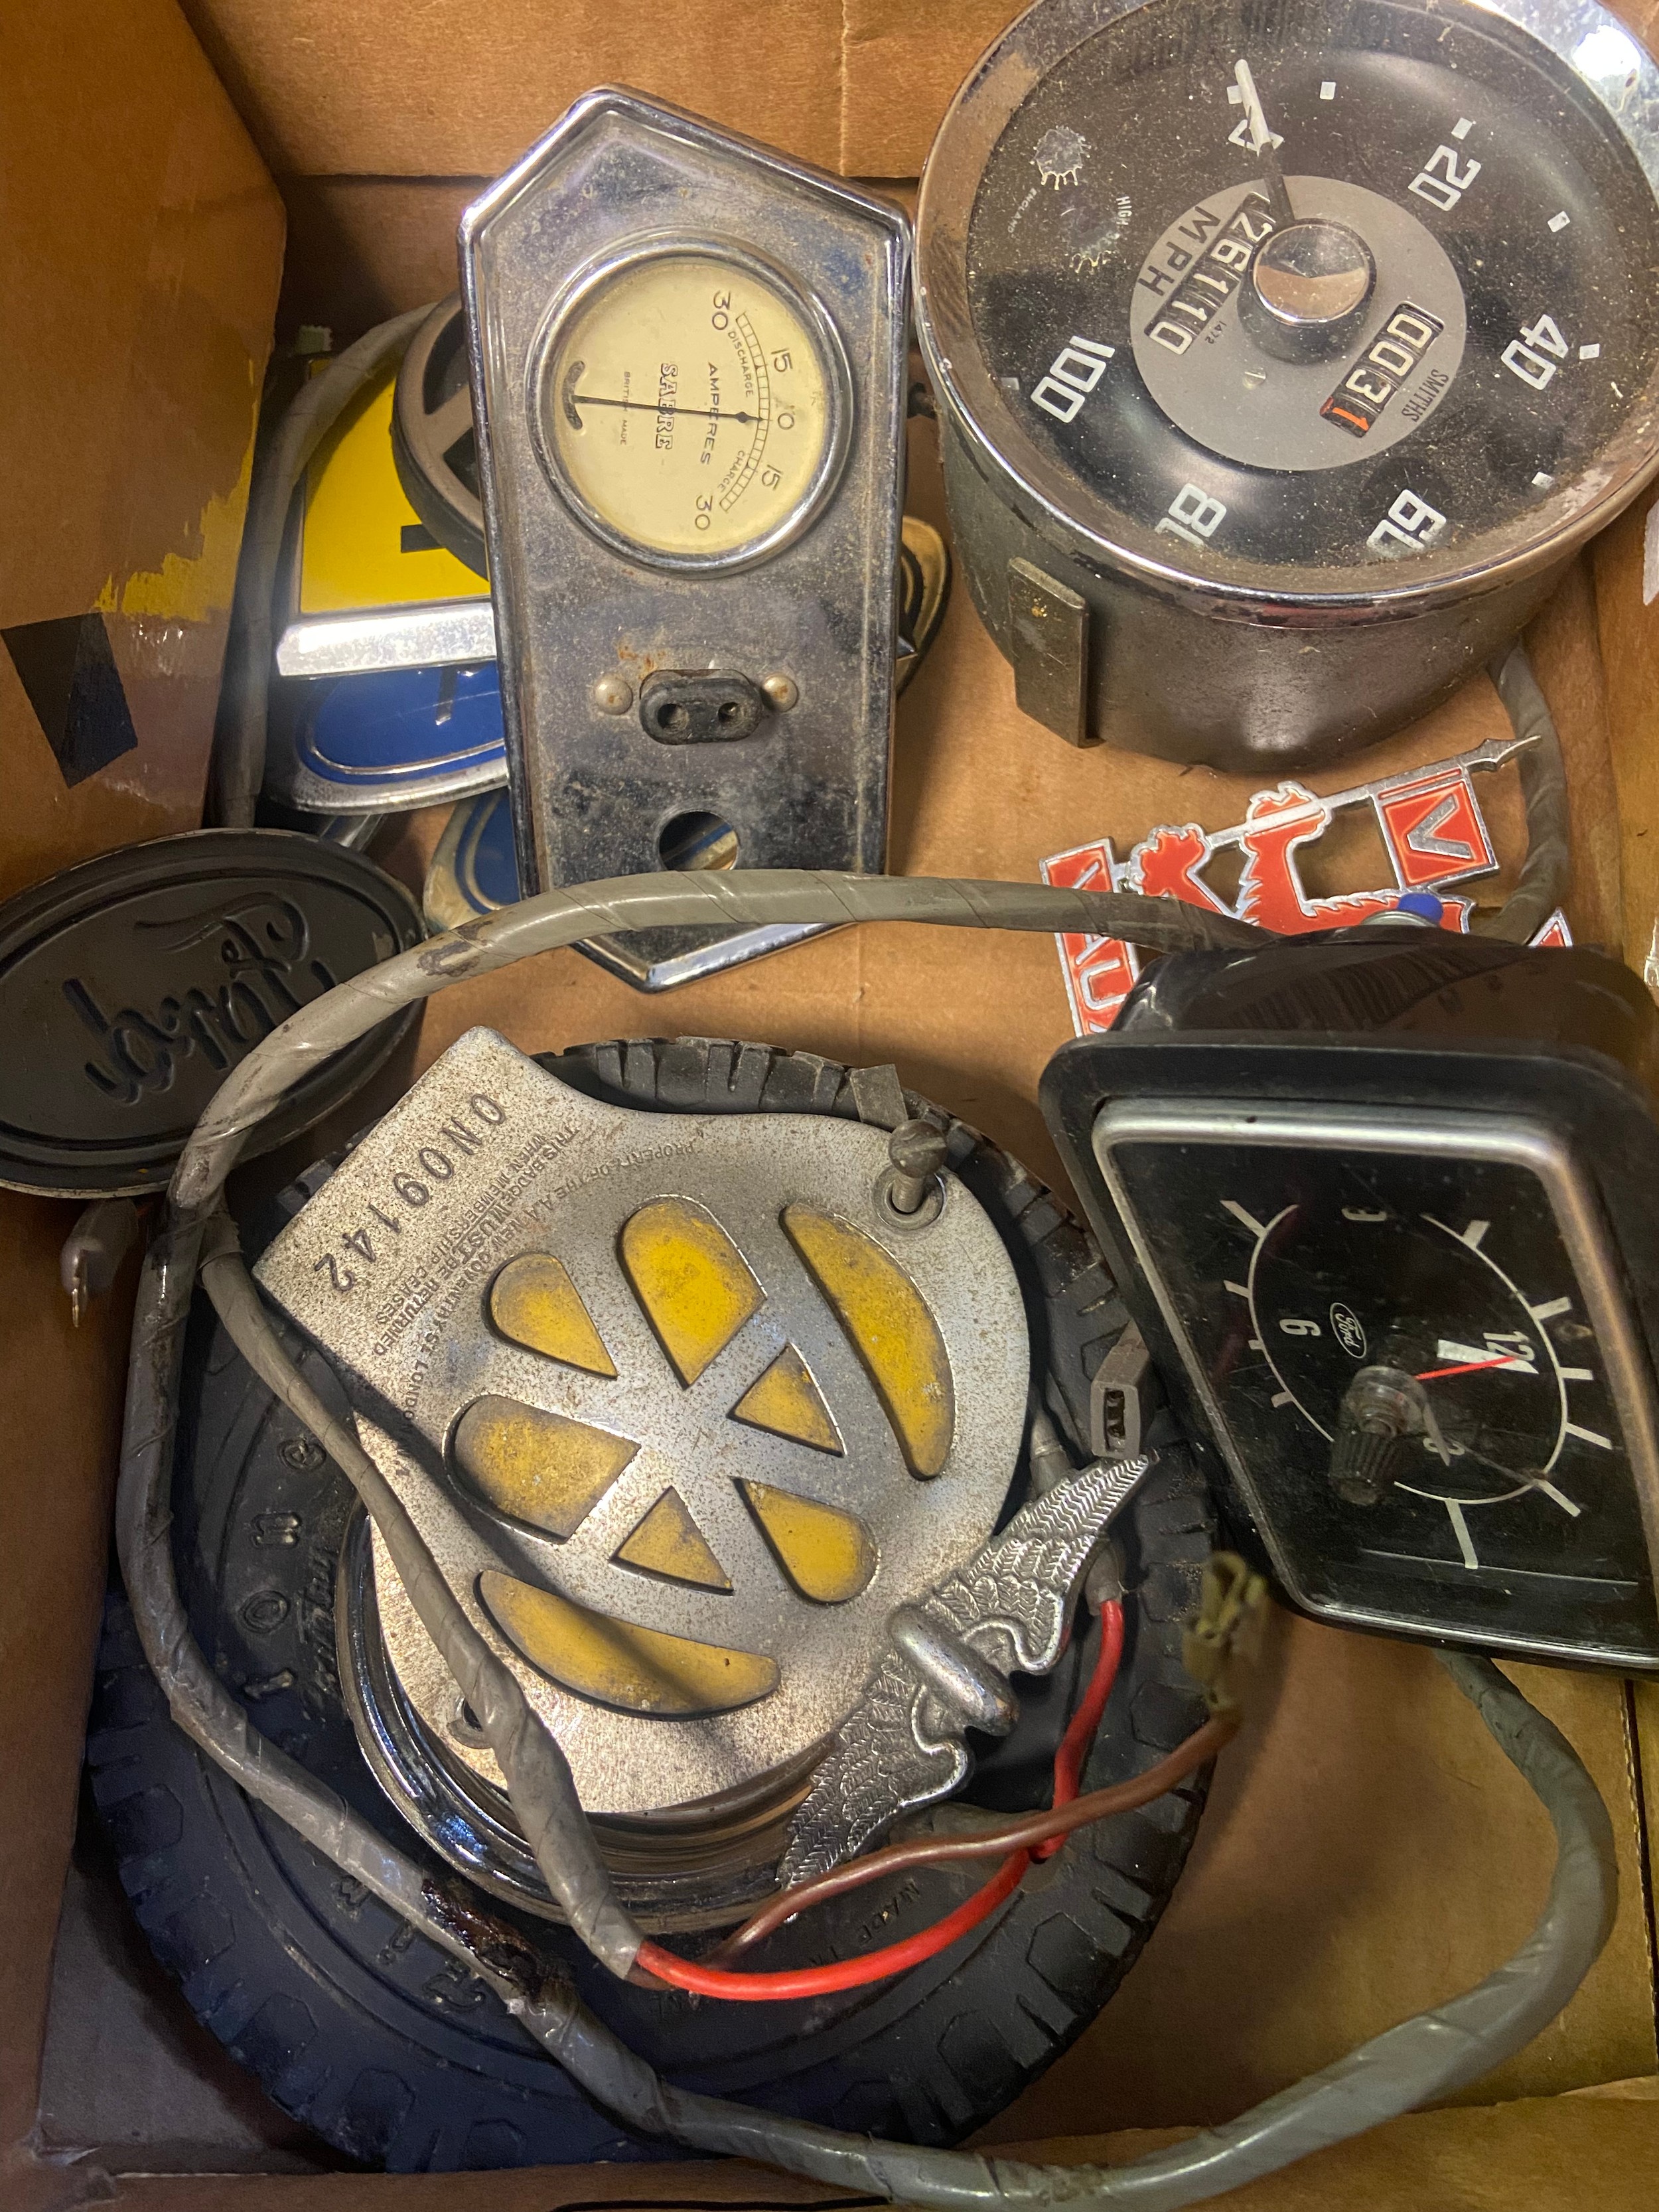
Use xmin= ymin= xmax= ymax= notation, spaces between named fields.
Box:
xmin=916 ymin=0 xmax=1659 ymax=769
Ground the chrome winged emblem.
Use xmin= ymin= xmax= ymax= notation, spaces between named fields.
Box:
xmin=780 ymin=1449 xmax=1157 ymax=1883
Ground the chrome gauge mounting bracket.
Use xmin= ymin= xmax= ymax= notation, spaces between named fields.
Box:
xmin=461 ymin=90 xmax=910 ymax=989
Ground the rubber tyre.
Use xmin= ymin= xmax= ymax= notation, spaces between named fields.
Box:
xmin=88 ymin=1038 xmax=1215 ymax=2170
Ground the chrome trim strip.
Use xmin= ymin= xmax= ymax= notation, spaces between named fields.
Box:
xmin=275 ymin=601 xmax=497 ymax=678
xmin=577 ymin=919 xmax=833 ymax=993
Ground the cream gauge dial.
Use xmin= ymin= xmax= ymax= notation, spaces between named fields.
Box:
xmin=535 ymin=246 xmax=847 ymax=569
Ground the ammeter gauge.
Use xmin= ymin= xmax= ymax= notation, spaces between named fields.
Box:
xmin=461 ymin=92 xmax=908 ymax=988
xmin=916 ymin=0 xmax=1659 ymax=770
xmin=535 ymin=247 xmax=847 ymax=569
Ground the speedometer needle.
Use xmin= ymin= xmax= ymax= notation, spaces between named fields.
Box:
xmin=1415 ymin=1357 xmax=1516 ymax=1380
xmin=1234 ymin=58 xmax=1295 ymax=228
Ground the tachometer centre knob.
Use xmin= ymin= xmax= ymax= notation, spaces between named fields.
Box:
xmin=1245 ymin=220 xmax=1375 ymax=359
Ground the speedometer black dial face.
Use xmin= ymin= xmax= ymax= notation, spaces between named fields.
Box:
xmin=962 ymin=0 xmax=1659 ymax=586
xmin=1094 ymin=1106 xmax=1659 ymax=1665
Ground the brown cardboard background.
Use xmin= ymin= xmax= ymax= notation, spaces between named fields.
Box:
xmin=337 ymin=419 xmax=1653 ymax=2142
xmin=0 ymin=1207 xmax=145 ymax=2212
xmin=1594 ymin=495 xmax=1659 ymax=984
xmin=0 ymin=4 xmax=282 ymax=899
xmin=178 ymin=0 xmax=1659 ymax=185
xmin=989 ymin=1627 xmax=1654 ymax=2137
xmin=19 ymin=429 xmax=1654 ymax=2187
xmin=0 ymin=7 xmax=282 ymax=2205
xmin=171 ymin=0 xmax=1005 ymax=341
xmin=175 ymin=1 xmax=847 ymax=180
xmin=275 ymin=178 xmax=484 ymax=340
xmin=374 ymin=412 xmax=1619 ymax=1199
xmin=7 ymin=0 xmax=1659 ymax=2199
xmin=172 ymin=0 xmax=1659 ymax=346
xmin=66 ymin=2081 xmax=1659 ymax=2209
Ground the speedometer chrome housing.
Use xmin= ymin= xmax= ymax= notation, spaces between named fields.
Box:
xmin=917 ymin=0 xmax=1659 ymax=769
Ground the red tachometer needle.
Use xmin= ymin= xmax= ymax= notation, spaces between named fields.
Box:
xmin=1415 ymin=1357 xmax=1514 ymax=1380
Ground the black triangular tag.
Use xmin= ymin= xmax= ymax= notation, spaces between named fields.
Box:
xmin=3 ymin=611 xmax=139 ymax=787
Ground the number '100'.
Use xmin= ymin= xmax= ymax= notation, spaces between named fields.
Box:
xmin=1032 ymin=336 xmax=1116 ymax=422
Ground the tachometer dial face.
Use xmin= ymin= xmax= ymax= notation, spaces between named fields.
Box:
xmin=1095 ymin=1108 xmax=1659 ymax=1664
xmin=951 ymin=0 xmax=1659 ymax=592
xmin=534 ymin=246 xmax=845 ymax=569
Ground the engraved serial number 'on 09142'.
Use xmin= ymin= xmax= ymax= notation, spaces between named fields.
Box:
xmin=310 ymin=1090 xmax=508 ymax=1293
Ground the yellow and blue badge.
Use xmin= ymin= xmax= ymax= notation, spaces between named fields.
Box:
xmin=265 ymin=354 xmax=507 ymax=816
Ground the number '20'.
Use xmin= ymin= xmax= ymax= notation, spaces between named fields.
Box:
xmin=1408 ymin=145 xmax=1481 ymax=211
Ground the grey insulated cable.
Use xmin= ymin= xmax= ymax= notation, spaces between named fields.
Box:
xmin=503 ymin=1650 xmax=1617 ymax=2209
xmin=165 ymin=871 xmax=1271 ymax=1211
xmin=130 ymin=872 xmax=1276 ymax=1985
xmin=208 ymin=305 xmax=433 ymax=828
xmin=195 ymin=1217 xmax=640 ymax=1973
xmin=118 ymin=875 xmax=1272 ymax=1990
xmin=1484 ymin=642 xmax=1571 ymax=943
xmin=117 ymin=869 xmax=1616 ymax=2204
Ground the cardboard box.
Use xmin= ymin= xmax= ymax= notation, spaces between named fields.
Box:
xmin=7 ymin=3 xmax=1659 ymax=2203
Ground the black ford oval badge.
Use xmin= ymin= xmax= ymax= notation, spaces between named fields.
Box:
xmin=0 ymin=830 xmax=424 ymax=1196
xmin=1330 ymin=1302 xmax=1368 ymax=1361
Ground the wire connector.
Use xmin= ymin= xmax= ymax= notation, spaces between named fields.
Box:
xmin=1181 ymin=1551 xmax=1267 ymax=1714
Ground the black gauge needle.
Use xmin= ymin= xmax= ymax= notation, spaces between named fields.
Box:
xmin=1234 ymin=58 xmax=1295 ymax=228
xmin=569 ymin=393 xmax=756 ymax=423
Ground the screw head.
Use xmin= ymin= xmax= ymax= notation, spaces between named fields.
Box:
xmin=241 ymin=1589 xmax=291 ymax=1634
xmin=761 ymin=673 xmax=799 ymax=711
xmin=592 ymin=674 xmax=633 ymax=715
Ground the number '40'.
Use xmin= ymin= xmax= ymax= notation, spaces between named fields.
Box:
xmin=1503 ymin=314 xmax=1569 ymax=391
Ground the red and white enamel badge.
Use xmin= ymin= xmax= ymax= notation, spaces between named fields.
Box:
xmin=1043 ymin=735 xmax=1571 ymax=1037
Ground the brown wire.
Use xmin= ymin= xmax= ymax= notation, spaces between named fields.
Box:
xmin=707 ymin=1712 xmax=1237 ymax=1964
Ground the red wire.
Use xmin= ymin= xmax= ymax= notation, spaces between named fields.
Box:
xmin=634 ymin=1599 xmax=1126 ymax=2003
xmin=1038 ymin=1595 xmax=1125 ymax=1857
